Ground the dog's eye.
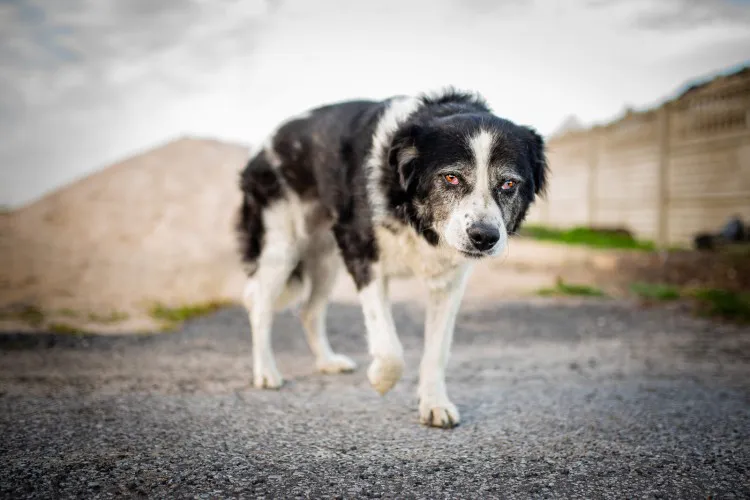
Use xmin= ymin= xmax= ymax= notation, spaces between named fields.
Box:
xmin=500 ymin=180 xmax=516 ymax=191
xmin=444 ymin=174 xmax=460 ymax=185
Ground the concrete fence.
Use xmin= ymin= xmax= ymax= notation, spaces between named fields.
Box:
xmin=528 ymin=68 xmax=750 ymax=247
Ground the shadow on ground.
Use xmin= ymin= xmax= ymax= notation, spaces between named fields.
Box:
xmin=1 ymin=300 xmax=749 ymax=498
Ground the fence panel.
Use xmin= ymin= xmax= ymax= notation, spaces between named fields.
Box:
xmin=539 ymin=68 xmax=750 ymax=246
xmin=536 ymin=132 xmax=591 ymax=227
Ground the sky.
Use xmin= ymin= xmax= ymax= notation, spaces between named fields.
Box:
xmin=1 ymin=0 xmax=749 ymax=208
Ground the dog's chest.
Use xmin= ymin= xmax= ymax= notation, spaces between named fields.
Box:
xmin=374 ymin=222 xmax=463 ymax=280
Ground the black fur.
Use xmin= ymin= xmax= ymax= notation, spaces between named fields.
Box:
xmin=419 ymin=87 xmax=490 ymax=110
xmin=236 ymin=90 xmax=547 ymax=288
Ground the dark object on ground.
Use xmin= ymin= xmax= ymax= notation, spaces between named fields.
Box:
xmin=694 ymin=233 xmax=716 ymax=250
xmin=721 ymin=216 xmax=746 ymax=241
xmin=693 ymin=215 xmax=748 ymax=251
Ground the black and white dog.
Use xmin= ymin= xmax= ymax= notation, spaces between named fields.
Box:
xmin=235 ymin=89 xmax=548 ymax=428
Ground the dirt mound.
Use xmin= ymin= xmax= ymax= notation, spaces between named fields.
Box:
xmin=0 ymin=138 xmax=251 ymax=331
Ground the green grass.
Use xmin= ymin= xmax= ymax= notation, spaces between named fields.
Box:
xmin=58 ymin=308 xmax=79 ymax=318
xmin=54 ymin=308 xmax=128 ymax=323
xmin=628 ymin=282 xmax=750 ymax=323
xmin=149 ymin=301 xmax=230 ymax=324
xmin=87 ymin=311 xmax=130 ymax=323
xmin=690 ymin=288 xmax=750 ymax=323
xmin=630 ymin=282 xmax=682 ymax=301
xmin=538 ymin=278 xmax=608 ymax=298
xmin=19 ymin=305 xmax=45 ymax=326
xmin=0 ymin=305 xmax=46 ymax=327
xmin=48 ymin=322 xmax=86 ymax=335
xmin=520 ymin=225 xmax=655 ymax=251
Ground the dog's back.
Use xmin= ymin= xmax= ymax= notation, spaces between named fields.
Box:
xmin=236 ymin=99 xmax=382 ymax=283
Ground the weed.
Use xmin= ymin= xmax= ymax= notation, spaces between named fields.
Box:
xmin=630 ymin=282 xmax=681 ymax=301
xmin=148 ymin=301 xmax=230 ymax=324
xmin=690 ymin=288 xmax=750 ymax=323
xmin=87 ymin=311 xmax=130 ymax=323
xmin=58 ymin=308 xmax=79 ymax=318
xmin=48 ymin=323 xmax=85 ymax=334
xmin=17 ymin=305 xmax=45 ymax=327
xmin=538 ymin=278 xmax=608 ymax=298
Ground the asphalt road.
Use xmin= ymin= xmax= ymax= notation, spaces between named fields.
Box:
xmin=1 ymin=298 xmax=749 ymax=499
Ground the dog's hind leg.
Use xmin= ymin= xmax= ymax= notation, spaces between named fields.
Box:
xmin=243 ymin=244 xmax=299 ymax=390
xmin=300 ymin=240 xmax=357 ymax=374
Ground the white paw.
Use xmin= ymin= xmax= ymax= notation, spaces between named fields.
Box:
xmin=316 ymin=353 xmax=357 ymax=374
xmin=367 ymin=355 xmax=404 ymax=395
xmin=253 ymin=363 xmax=284 ymax=389
xmin=419 ymin=396 xmax=460 ymax=428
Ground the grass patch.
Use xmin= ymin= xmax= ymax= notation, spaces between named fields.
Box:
xmin=48 ymin=322 xmax=86 ymax=335
xmin=690 ymin=288 xmax=750 ymax=323
xmin=87 ymin=311 xmax=129 ymax=323
xmin=520 ymin=225 xmax=655 ymax=251
xmin=149 ymin=300 xmax=230 ymax=324
xmin=19 ymin=305 xmax=45 ymax=326
xmin=58 ymin=308 xmax=79 ymax=318
xmin=628 ymin=283 xmax=750 ymax=324
xmin=0 ymin=305 xmax=46 ymax=327
xmin=630 ymin=282 xmax=681 ymax=301
xmin=538 ymin=278 xmax=607 ymax=298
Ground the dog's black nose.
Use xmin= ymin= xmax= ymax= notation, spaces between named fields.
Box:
xmin=467 ymin=223 xmax=500 ymax=251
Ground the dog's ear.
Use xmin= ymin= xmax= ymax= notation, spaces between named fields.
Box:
xmin=388 ymin=125 xmax=421 ymax=191
xmin=522 ymin=126 xmax=549 ymax=197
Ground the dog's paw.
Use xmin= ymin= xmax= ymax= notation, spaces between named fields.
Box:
xmin=419 ymin=398 xmax=460 ymax=429
xmin=253 ymin=364 xmax=284 ymax=390
xmin=367 ymin=355 xmax=404 ymax=395
xmin=316 ymin=353 xmax=357 ymax=374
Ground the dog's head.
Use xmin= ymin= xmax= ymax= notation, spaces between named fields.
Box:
xmin=389 ymin=114 xmax=548 ymax=258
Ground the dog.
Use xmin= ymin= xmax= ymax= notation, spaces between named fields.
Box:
xmin=235 ymin=88 xmax=548 ymax=428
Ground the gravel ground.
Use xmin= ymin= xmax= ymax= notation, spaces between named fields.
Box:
xmin=1 ymin=298 xmax=749 ymax=499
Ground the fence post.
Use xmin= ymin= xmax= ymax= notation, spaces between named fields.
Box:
xmin=655 ymin=104 xmax=671 ymax=247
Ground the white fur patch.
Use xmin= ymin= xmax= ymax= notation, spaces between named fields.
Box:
xmin=365 ymin=97 xmax=423 ymax=221
xmin=469 ymin=129 xmax=496 ymax=206
xmin=375 ymin=221 xmax=466 ymax=281
xmin=358 ymin=266 xmax=404 ymax=394
xmin=358 ymin=270 xmax=402 ymax=358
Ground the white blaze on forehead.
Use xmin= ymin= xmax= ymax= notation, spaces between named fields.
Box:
xmin=468 ymin=129 xmax=497 ymax=203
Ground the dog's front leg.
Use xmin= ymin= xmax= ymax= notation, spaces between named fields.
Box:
xmin=418 ymin=266 xmax=471 ymax=428
xmin=358 ymin=265 xmax=404 ymax=395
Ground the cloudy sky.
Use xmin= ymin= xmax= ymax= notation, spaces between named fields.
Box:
xmin=1 ymin=0 xmax=749 ymax=208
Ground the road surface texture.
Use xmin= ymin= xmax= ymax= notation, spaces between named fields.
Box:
xmin=1 ymin=298 xmax=749 ymax=499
